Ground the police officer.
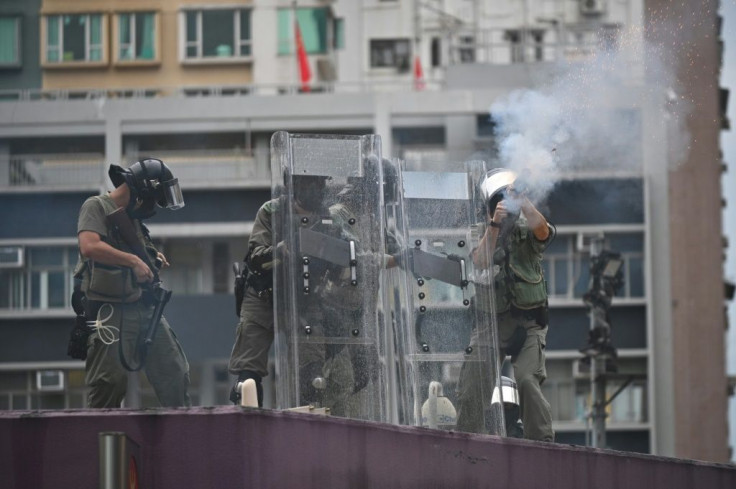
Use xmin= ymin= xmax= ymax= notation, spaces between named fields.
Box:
xmin=457 ymin=169 xmax=554 ymax=442
xmin=76 ymin=158 xmax=191 ymax=408
xmin=228 ymin=175 xmax=329 ymax=407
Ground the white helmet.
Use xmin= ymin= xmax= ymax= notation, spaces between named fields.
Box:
xmin=479 ymin=168 xmax=517 ymax=203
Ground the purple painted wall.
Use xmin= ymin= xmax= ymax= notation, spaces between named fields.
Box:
xmin=1 ymin=407 xmax=734 ymax=489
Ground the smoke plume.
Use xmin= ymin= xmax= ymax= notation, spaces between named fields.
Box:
xmin=489 ymin=24 xmax=691 ymax=205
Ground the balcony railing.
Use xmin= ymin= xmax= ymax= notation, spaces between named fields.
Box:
xmin=1 ymin=149 xmax=271 ymax=190
xmin=448 ymin=24 xmax=632 ymax=67
xmin=0 ymin=79 xmax=445 ymax=103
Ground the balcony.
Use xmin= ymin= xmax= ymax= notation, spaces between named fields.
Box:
xmin=0 ymin=150 xmax=271 ymax=191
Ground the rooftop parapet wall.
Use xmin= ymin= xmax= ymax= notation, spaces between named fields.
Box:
xmin=1 ymin=407 xmax=734 ymax=489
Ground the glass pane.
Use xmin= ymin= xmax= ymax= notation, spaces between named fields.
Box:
xmin=62 ymin=15 xmax=85 ymax=61
xmin=334 ymin=18 xmax=344 ymax=49
xmin=12 ymin=396 xmax=28 ymax=410
xmin=119 ymin=14 xmax=131 ymax=59
xmin=554 ymin=258 xmax=569 ymax=296
xmin=90 ymin=15 xmax=101 ymax=45
xmin=240 ymin=9 xmax=251 ymax=42
xmin=0 ymin=18 xmax=18 ymax=64
xmin=31 ymin=272 xmax=40 ymax=308
xmin=573 ymin=256 xmax=591 ymax=297
xmin=277 ymin=9 xmax=291 ymax=55
xmin=47 ymin=16 xmax=59 ymax=62
xmin=47 ymin=16 xmax=59 ymax=47
xmin=186 ymin=45 xmax=197 ymax=58
xmin=629 ymin=256 xmax=644 ymax=297
xmin=89 ymin=47 xmax=101 ymax=62
xmin=0 ymin=270 xmax=10 ymax=308
xmin=186 ymin=11 xmax=197 ymax=44
xmin=545 ymin=234 xmax=569 ymax=254
xmin=202 ymin=10 xmax=234 ymax=57
xmin=30 ymin=247 xmax=63 ymax=267
xmin=137 ymin=13 xmax=155 ymax=59
xmin=608 ymin=233 xmax=643 ymax=253
xmin=48 ymin=272 xmax=65 ymax=308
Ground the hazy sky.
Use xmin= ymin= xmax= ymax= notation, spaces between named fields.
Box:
xmin=720 ymin=0 xmax=735 ymax=461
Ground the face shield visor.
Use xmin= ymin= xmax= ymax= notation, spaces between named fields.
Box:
xmin=160 ymin=177 xmax=185 ymax=210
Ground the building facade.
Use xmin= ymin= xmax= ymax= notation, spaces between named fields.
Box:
xmin=0 ymin=0 xmax=730 ymax=462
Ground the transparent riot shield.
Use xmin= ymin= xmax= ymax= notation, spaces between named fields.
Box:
xmin=392 ymin=159 xmax=506 ymax=435
xmin=270 ymin=131 xmax=391 ymax=422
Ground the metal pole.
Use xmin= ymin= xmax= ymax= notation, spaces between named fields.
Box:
xmin=99 ymin=432 xmax=141 ymax=489
xmin=589 ymin=237 xmax=607 ymax=449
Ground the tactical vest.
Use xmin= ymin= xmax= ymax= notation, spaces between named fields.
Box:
xmin=487 ymin=218 xmax=548 ymax=314
xmin=74 ymin=195 xmax=149 ymax=303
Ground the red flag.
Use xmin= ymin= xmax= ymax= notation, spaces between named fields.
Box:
xmin=294 ymin=20 xmax=311 ymax=92
xmin=413 ymin=55 xmax=425 ymax=91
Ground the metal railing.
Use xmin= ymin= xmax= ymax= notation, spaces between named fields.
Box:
xmin=1 ymin=149 xmax=272 ymax=190
xmin=448 ymin=24 xmax=627 ymax=66
xmin=0 ymin=79 xmax=445 ymax=103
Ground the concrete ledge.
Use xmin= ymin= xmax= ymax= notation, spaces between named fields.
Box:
xmin=1 ymin=407 xmax=734 ymax=489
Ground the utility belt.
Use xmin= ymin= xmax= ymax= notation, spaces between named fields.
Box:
xmin=507 ymin=303 xmax=548 ymax=327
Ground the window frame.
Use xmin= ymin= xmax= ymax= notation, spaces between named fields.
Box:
xmin=369 ymin=38 xmax=412 ymax=71
xmin=113 ymin=10 xmax=161 ymax=66
xmin=179 ymin=7 xmax=253 ymax=64
xmin=42 ymin=13 xmax=108 ymax=68
xmin=0 ymin=245 xmax=77 ymax=311
xmin=542 ymin=231 xmax=646 ymax=303
xmin=0 ymin=15 xmax=22 ymax=68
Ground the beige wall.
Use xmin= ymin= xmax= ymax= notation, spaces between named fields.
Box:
xmin=41 ymin=0 xmax=253 ymax=90
xmin=647 ymin=0 xmax=729 ymax=462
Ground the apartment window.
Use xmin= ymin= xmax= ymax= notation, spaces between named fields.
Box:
xmin=117 ymin=12 xmax=156 ymax=61
xmin=277 ymin=8 xmax=329 ymax=55
xmin=457 ymin=35 xmax=475 ymax=63
xmin=0 ymin=16 xmax=21 ymax=67
xmin=542 ymin=233 xmax=644 ymax=300
xmin=0 ymin=246 xmax=76 ymax=310
xmin=45 ymin=14 xmax=104 ymax=63
xmin=333 ymin=18 xmax=344 ymax=50
xmin=183 ymin=8 xmax=252 ymax=61
xmin=370 ymin=39 xmax=411 ymax=71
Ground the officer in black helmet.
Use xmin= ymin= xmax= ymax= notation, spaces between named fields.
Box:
xmin=74 ymin=158 xmax=191 ymax=408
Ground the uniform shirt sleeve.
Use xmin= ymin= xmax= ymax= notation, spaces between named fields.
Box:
xmin=248 ymin=200 xmax=274 ymax=251
xmin=77 ymin=197 xmax=107 ymax=237
xmin=527 ymin=223 xmax=554 ymax=255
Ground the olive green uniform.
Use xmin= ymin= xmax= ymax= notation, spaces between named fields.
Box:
xmin=77 ymin=194 xmax=191 ymax=408
xmin=228 ymin=200 xmax=277 ymax=378
xmin=457 ymin=217 xmax=554 ymax=442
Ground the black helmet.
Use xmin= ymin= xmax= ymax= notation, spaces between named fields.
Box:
xmin=109 ymin=158 xmax=185 ymax=219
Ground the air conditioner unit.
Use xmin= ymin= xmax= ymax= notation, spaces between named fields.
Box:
xmin=576 ymin=232 xmax=604 ymax=252
xmin=0 ymin=246 xmax=24 ymax=268
xmin=36 ymin=370 xmax=65 ymax=392
xmin=579 ymin=0 xmax=606 ymax=16
xmin=572 ymin=358 xmax=591 ymax=379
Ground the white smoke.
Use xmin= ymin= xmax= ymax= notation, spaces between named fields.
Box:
xmin=489 ymin=25 xmax=690 ymax=204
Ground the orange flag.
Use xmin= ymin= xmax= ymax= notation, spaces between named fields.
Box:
xmin=295 ymin=19 xmax=311 ymax=92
